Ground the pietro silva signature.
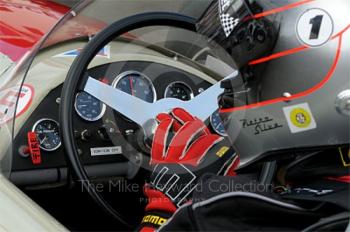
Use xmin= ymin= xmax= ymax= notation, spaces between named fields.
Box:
xmin=240 ymin=117 xmax=283 ymax=135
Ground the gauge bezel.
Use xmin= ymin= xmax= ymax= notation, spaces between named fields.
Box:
xmin=112 ymin=70 xmax=157 ymax=103
xmin=32 ymin=118 xmax=62 ymax=151
xmin=74 ymin=91 xmax=106 ymax=122
xmin=164 ymin=81 xmax=194 ymax=100
xmin=209 ymin=111 xmax=228 ymax=137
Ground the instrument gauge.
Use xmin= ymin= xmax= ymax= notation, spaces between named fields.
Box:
xmin=113 ymin=71 xmax=156 ymax=103
xmin=32 ymin=119 xmax=61 ymax=151
xmin=75 ymin=91 xmax=106 ymax=122
xmin=164 ymin=81 xmax=194 ymax=101
xmin=210 ymin=110 xmax=227 ymax=136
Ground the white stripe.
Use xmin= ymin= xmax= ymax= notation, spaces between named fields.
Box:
xmin=166 ymin=121 xmax=190 ymax=157
xmin=162 ymin=173 xmax=180 ymax=197
xmin=162 ymin=119 xmax=174 ymax=158
xmin=192 ymin=191 xmax=306 ymax=211
xmin=180 ymin=134 xmax=206 ymax=161
xmin=168 ymin=164 xmax=196 ymax=202
xmin=176 ymin=184 xmax=197 ymax=208
xmin=150 ymin=164 xmax=159 ymax=185
xmin=223 ymin=155 xmax=238 ymax=176
xmin=196 ymin=137 xmax=224 ymax=165
xmin=153 ymin=166 xmax=168 ymax=186
xmin=180 ymin=124 xmax=207 ymax=159
xmin=171 ymin=111 xmax=185 ymax=125
xmin=171 ymin=109 xmax=193 ymax=125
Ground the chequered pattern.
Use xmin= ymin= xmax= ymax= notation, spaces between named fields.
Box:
xmin=220 ymin=13 xmax=239 ymax=37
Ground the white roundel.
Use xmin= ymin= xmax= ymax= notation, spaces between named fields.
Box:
xmin=296 ymin=8 xmax=334 ymax=47
xmin=0 ymin=84 xmax=33 ymax=125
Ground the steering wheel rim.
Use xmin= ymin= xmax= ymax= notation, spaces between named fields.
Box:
xmin=59 ymin=12 xmax=197 ymax=227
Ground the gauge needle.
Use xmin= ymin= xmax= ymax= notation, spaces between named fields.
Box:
xmin=40 ymin=136 xmax=48 ymax=145
xmin=129 ymin=76 xmax=135 ymax=96
xmin=215 ymin=123 xmax=222 ymax=130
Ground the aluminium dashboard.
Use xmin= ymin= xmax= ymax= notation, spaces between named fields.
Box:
xmin=10 ymin=61 xmax=213 ymax=185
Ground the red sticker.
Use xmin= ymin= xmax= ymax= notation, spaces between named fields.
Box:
xmin=0 ymin=84 xmax=34 ymax=125
xmin=27 ymin=132 xmax=41 ymax=165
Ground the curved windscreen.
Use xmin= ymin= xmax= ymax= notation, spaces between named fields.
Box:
xmin=0 ymin=51 xmax=36 ymax=178
xmin=9 ymin=0 xmax=237 ymax=180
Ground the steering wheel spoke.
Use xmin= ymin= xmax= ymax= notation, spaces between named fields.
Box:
xmin=85 ymin=75 xmax=229 ymax=127
xmin=84 ymin=76 xmax=155 ymax=126
xmin=60 ymin=12 xmax=232 ymax=227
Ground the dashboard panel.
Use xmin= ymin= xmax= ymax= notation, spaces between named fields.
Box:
xmin=11 ymin=61 xmax=213 ymax=180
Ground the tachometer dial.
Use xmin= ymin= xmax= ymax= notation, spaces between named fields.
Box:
xmin=113 ymin=71 xmax=156 ymax=103
xmin=210 ymin=110 xmax=227 ymax=136
xmin=75 ymin=91 xmax=106 ymax=121
xmin=32 ymin=119 xmax=61 ymax=151
xmin=164 ymin=82 xmax=194 ymax=101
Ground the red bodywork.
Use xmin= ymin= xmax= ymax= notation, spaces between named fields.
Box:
xmin=0 ymin=0 xmax=69 ymax=61
xmin=0 ymin=0 xmax=107 ymax=62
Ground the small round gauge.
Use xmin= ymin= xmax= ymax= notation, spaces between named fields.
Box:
xmin=113 ymin=71 xmax=156 ymax=103
xmin=32 ymin=119 xmax=61 ymax=151
xmin=75 ymin=91 xmax=106 ymax=121
xmin=164 ymin=82 xmax=194 ymax=101
xmin=210 ymin=110 xmax=227 ymax=136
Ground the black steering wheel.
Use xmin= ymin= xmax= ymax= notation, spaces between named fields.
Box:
xmin=59 ymin=12 xmax=197 ymax=228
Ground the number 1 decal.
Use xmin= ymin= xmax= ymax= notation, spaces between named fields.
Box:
xmin=297 ymin=9 xmax=333 ymax=47
xmin=309 ymin=15 xmax=323 ymax=40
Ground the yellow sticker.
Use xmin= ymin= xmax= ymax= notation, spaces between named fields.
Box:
xmin=290 ymin=108 xmax=312 ymax=128
xmin=283 ymin=103 xmax=317 ymax=134
xmin=216 ymin=146 xmax=230 ymax=157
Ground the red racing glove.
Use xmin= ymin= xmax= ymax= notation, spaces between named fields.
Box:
xmin=139 ymin=108 xmax=239 ymax=231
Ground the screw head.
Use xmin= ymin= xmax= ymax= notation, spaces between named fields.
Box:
xmin=283 ymin=92 xmax=292 ymax=98
xmin=335 ymin=90 xmax=350 ymax=116
xmin=345 ymin=99 xmax=350 ymax=110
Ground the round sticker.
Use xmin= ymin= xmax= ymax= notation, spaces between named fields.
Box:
xmin=296 ymin=8 xmax=334 ymax=47
xmin=290 ymin=108 xmax=312 ymax=128
xmin=0 ymin=84 xmax=34 ymax=125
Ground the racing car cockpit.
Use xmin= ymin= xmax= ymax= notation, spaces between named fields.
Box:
xmin=1 ymin=0 xmax=349 ymax=231
xmin=0 ymin=0 xmax=240 ymax=230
